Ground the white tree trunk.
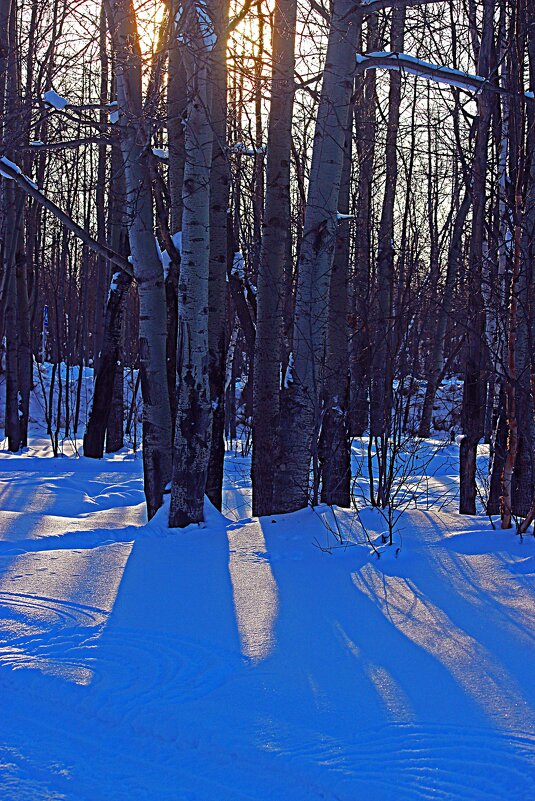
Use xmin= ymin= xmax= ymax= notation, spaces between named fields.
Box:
xmin=273 ymin=0 xmax=360 ymax=513
xmin=104 ymin=0 xmax=172 ymax=519
xmin=169 ymin=1 xmax=216 ymax=527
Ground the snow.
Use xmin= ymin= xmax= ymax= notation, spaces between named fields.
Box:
xmin=231 ymin=250 xmax=246 ymax=280
xmin=355 ymin=53 xmax=534 ymax=102
xmin=106 ymin=102 xmax=119 ymax=125
xmin=155 ymin=239 xmax=170 ymax=273
xmin=356 ymin=52 xmax=486 ymax=92
xmin=284 ymin=352 xmax=295 ymax=388
xmin=228 ymin=142 xmax=256 ymax=156
xmin=42 ymin=90 xmax=70 ymax=110
xmin=107 ymin=272 xmax=122 ymax=301
xmin=171 ymin=230 xmax=182 ymax=253
xmin=0 ymin=156 xmax=22 ymax=180
xmin=0 ymin=157 xmax=38 ymax=190
xmin=152 ymin=147 xmax=169 ymax=159
xmin=228 ymin=143 xmax=266 ymax=156
xmin=0 ymin=378 xmax=535 ymax=798
xmin=156 ymin=231 xmax=182 ymax=278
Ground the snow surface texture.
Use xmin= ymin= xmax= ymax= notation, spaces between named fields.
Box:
xmin=0 ymin=399 xmax=534 ymax=797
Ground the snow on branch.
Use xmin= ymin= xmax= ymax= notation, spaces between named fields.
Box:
xmin=351 ymin=0 xmax=444 ymax=13
xmin=25 ymin=137 xmax=110 ymax=151
xmin=152 ymin=147 xmax=169 ymax=160
xmin=156 ymin=232 xmax=182 ymax=278
xmin=355 ymin=51 xmax=535 ymax=103
xmin=43 ymin=89 xmax=70 ymax=110
xmin=227 ymin=142 xmax=266 ymax=157
xmin=42 ymin=91 xmax=117 ymax=118
xmin=0 ymin=156 xmax=37 ymax=189
xmin=107 ymin=102 xmax=120 ymax=124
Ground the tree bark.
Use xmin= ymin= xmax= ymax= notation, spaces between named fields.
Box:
xmin=105 ymin=0 xmax=172 ymax=518
xmin=251 ymin=0 xmax=297 ymax=517
xmin=350 ymin=13 xmax=378 ymax=437
xmin=206 ymin=0 xmax=231 ymax=511
xmin=459 ymin=0 xmax=495 ymax=516
xmin=169 ymin=0 xmax=216 ymax=527
xmin=166 ymin=27 xmax=187 ymax=433
xmin=319 ymin=106 xmax=352 ymax=508
xmin=369 ymin=6 xmax=405 ymax=439
xmin=273 ymin=0 xmax=360 ymax=513
xmin=84 ymin=270 xmax=132 ymax=457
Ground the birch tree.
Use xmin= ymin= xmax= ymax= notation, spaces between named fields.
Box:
xmin=169 ymin=0 xmax=216 ymax=527
xmin=273 ymin=0 xmax=360 ymax=514
xmin=104 ymin=0 xmax=172 ymax=519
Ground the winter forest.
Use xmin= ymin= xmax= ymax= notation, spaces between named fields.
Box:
xmin=1 ymin=0 xmax=535 ymax=798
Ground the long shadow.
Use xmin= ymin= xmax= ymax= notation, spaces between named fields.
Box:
xmin=362 ymin=509 xmax=535 ymax=730
xmin=413 ymin=510 xmax=535 ymax=648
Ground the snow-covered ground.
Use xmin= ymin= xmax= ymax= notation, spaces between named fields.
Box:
xmin=0 ymin=427 xmax=534 ymax=799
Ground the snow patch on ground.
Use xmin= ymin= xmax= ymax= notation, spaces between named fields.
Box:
xmin=0 ymin=433 xmax=534 ymax=798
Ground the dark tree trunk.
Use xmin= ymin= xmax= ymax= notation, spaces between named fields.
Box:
xmin=369 ymin=6 xmax=405 ymax=439
xmin=83 ymin=269 xmax=132 ymax=457
xmin=16 ymin=232 xmax=31 ymax=447
xmin=488 ymin=390 xmax=507 ymax=516
xmin=459 ymin=0 xmax=495 ymax=515
xmin=419 ymin=191 xmax=471 ymax=437
xmin=350 ymin=13 xmax=378 ymax=437
xmin=105 ymin=0 xmax=173 ymax=518
xmin=319 ymin=107 xmax=353 ymax=508
xmin=252 ymin=0 xmax=297 ymax=516
xmin=106 ymin=365 xmax=125 ymax=453
xmin=207 ymin=2 xmax=231 ymax=511
xmin=84 ymin=141 xmax=130 ymax=459
xmin=4 ymin=207 xmax=21 ymax=452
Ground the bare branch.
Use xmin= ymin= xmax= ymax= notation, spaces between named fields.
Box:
xmin=227 ymin=0 xmax=258 ymax=34
xmin=23 ymin=138 xmax=111 ymax=151
xmin=354 ymin=0 xmax=445 ymax=13
xmin=0 ymin=157 xmax=133 ymax=276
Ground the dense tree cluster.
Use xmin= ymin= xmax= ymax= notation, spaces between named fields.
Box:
xmin=1 ymin=0 xmax=534 ymax=531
